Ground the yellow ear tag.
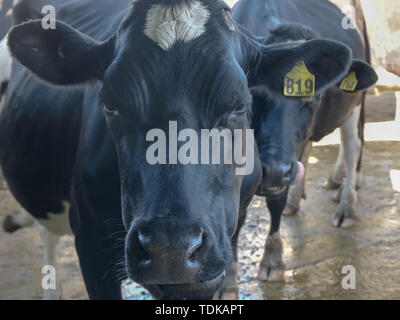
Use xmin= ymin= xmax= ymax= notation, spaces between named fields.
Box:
xmin=284 ymin=61 xmax=315 ymax=97
xmin=340 ymin=71 xmax=358 ymax=92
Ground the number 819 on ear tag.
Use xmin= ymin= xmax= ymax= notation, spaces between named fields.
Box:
xmin=284 ymin=61 xmax=315 ymax=97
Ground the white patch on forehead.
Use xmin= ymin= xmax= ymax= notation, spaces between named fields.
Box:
xmin=144 ymin=0 xmax=210 ymax=50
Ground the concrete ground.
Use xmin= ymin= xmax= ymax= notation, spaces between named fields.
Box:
xmin=0 ymin=93 xmax=399 ymax=300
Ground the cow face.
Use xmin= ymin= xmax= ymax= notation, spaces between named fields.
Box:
xmin=252 ymin=24 xmax=378 ymax=198
xmin=252 ymin=93 xmax=316 ymax=198
xmin=7 ymin=0 xmax=353 ymax=299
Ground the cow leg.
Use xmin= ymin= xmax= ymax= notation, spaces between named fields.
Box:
xmin=219 ymin=209 xmax=247 ymax=300
xmin=332 ymin=105 xmax=361 ymax=228
xmin=3 ymin=209 xmax=64 ymax=300
xmin=327 ymin=143 xmax=362 ymax=203
xmin=283 ymin=141 xmax=312 ymax=216
xmin=325 ymin=101 xmax=365 ymax=194
xmin=257 ymin=191 xmax=287 ymax=282
xmin=324 ymin=142 xmax=347 ymax=191
xmin=325 ymin=142 xmax=363 ymax=195
xmin=355 ymin=98 xmax=365 ymax=190
xmin=35 ymin=204 xmax=72 ymax=299
xmin=329 ymin=144 xmax=346 ymax=203
xmin=37 ymin=223 xmax=61 ymax=300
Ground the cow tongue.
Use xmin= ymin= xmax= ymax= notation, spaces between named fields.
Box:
xmin=294 ymin=161 xmax=305 ymax=185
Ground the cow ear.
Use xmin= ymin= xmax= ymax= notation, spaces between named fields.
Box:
xmin=7 ymin=20 xmax=114 ymax=85
xmin=337 ymin=59 xmax=378 ymax=92
xmin=250 ymin=39 xmax=352 ymax=98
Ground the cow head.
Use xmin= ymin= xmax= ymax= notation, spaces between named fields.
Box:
xmin=251 ymin=23 xmax=378 ymax=198
xmin=7 ymin=0 xmax=353 ymax=299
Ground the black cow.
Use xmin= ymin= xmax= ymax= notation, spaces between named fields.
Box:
xmin=1 ymin=0 xmax=353 ymax=299
xmin=232 ymin=0 xmax=377 ymax=283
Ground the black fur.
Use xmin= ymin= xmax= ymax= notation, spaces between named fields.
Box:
xmin=264 ymin=23 xmax=321 ymax=44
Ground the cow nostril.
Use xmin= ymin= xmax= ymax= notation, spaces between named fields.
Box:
xmin=187 ymin=229 xmax=205 ymax=262
xmin=282 ymin=163 xmax=294 ymax=180
xmin=137 ymin=231 xmax=152 ymax=265
xmin=289 ymin=163 xmax=294 ymax=175
xmin=136 ymin=229 xmax=205 ymax=265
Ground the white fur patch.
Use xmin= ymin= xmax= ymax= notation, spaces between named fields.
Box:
xmin=144 ymin=1 xmax=210 ymax=50
xmin=0 ymin=35 xmax=11 ymax=83
xmin=0 ymin=34 xmax=12 ymax=108
xmin=36 ymin=202 xmax=72 ymax=236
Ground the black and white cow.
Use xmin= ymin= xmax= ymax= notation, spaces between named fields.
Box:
xmin=1 ymin=0 xmax=353 ymax=299
xmin=0 ymin=0 xmax=13 ymax=107
xmin=232 ymin=0 xmax=377 ymax=282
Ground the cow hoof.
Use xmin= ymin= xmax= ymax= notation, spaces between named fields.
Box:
xmin=332 ymin=209 xmax=356 ymax=228
xmin=2 ymin=215 xmax=22 ymax=233
xmin=323 ymin=176 xmax=342 ymax=190
xmin=332 ymin=216 xmax=355 ymax=228
xmin=282 ymin=204 xmax=299 ymax=216
xmin=258 ymin=233 xmax=285 ymax=282
xmin=257 ymin=266 xmax=285 ymax=282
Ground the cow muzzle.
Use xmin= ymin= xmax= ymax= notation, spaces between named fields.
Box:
xmin=256 ymin=161 xmax=304 ymax=198
xmin=145 ymin=271 xmax=226 ymax=300
xmin=125 ymin=219 xmax=228 ymax=299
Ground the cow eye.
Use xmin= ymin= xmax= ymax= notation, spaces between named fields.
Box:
xmin=104 ymin=104 xmax=119 ymax=116
xmin=232 ymin=105 xmax=248 ymax=115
